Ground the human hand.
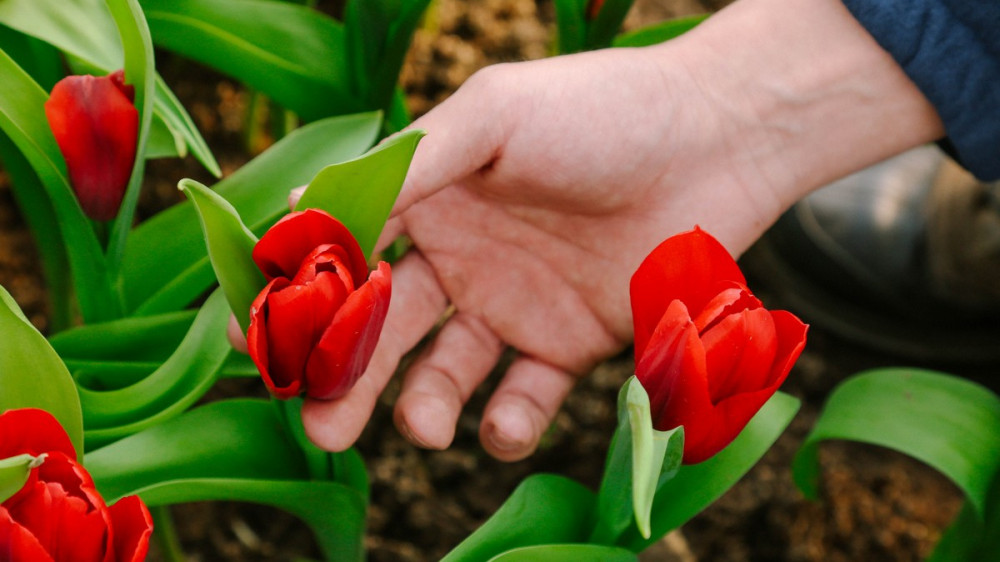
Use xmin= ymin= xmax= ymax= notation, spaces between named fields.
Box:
xmin=293 ymin=0 xmax=943 ymax=461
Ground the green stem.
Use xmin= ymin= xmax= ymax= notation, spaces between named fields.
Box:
xmin=151 ymin=505 xmax=186 ymax=562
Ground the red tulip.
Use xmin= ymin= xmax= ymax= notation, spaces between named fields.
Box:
xmin=0 ymin=408 xmax=152 ymax=562
xmin=630 ymin=227 xmax=808 ymax=464
xmin=44 ymin=70 xmax=139 ymax=221
xmin=247 ymin=209 xmax=392 ymax=400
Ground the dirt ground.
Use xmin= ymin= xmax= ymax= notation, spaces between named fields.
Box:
xmin=0 ymin=0 xmax=988 ymax=560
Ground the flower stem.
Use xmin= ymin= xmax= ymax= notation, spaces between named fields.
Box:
xmin=151 ymin=505 xmax=186 ymax=562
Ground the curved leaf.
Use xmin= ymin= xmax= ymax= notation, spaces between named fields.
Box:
xmin=488 ymin=544 xmax=637 ymax=562
xmin=792 ymin=368 xmax=1000 ymax=518
xmin=141 ymin=0 xmax=360 ymax=121
xmin=121 ymin=112 xmax=382 ymax=314
xmin=0 ymin=285 xmax=83 ymax=458
xmin=50 ymin=309 xmax=196 ymax=363
xmin=612 ymin=14 xmax=707 ymax=48
xmin=85 ymin=398 xmax=309 ymax=500
xmin=441 ymin=474 xmax=596 ymax=562
xmin=138 ymin=478 xmax=365 ymax=562
xmin=179 ymin=178 xmax=264 ymax=333
xmin=104 ymin=0 xmax=156 ymax=274
xmin=619 ymin=391 xmax=800 ymax=551
xmin=592 ymin=377 xmax=683 ymax=544
xmin=0 ymin=454 xmax=42 ymax=504
xmin=585 ymin=0 xmax=634 ymax=50
xmin=294 ymin=128 xmax=425 ymax=258
xmin=78 ymin=290 xmax=231 ymax=449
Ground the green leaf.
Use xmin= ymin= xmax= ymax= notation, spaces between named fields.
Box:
xmin=792 ymin=368 xmax=1000 ymax=518
xmin=369 ymin=1 xmax=432 ymax=113
xmin=441 ymin=474 xmax=596 ymax=562
xmin=619 ymin=391 xmax=800 ymax=552
xmin=85 ymin=398 xmax=309 ymax=501
xmin=611 ymin=14 xmax=707 ymax=48
xmin=0 ymin=285 xmax=84 ymax=459
xmin=0 ymin=48 xmax=119 ymax=322
xmin=0 ymin=454 xmax=42 ymax=504
xmin=50 ymin=309 xmax=197 ymax=364
xmin=179 ymin=178 xmax=265 ymax=333
xmin=121 ymin=112 xmax=382 ymax=314
xmin=553 ymin=0 xmax=588 ymax=54
xmin=78 ymin=290 xmax=231 ymax=449
xmin=489 ymin=544 xmax=636 ymax=562
xmin=141 ymin=0 xmax=361 ymax=122
xmin=104 ymin=0 xmax=156 ymax=280
xmin=585 ymin=0 xmax=634 ymax=50
xmin=294 ymin=128 xmax=425 ymax=258
xmin=138 ymin=479 xmax=366 ymax=562
xmin=928 ymin=467 xmax=1000 ymax=562
xmin=591 ymin=377 xmax=683 ymax=544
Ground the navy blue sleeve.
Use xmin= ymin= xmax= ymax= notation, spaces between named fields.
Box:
xmin=840 ymin=0 xmax=1000 ymax=181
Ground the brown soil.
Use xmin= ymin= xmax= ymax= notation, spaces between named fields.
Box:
xmin=0 ymin=1 xmax=982 ymax=561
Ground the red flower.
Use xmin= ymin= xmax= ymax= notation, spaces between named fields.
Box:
xmin=247 ymin=209 xmax=392 ymax=400
xmin=630 ymin=227 xmax=807 ymax=464
xmin=44 ymin=70 xmax=139 ymax=221
xmin=0 ymin=408 xmax=152 ymax=562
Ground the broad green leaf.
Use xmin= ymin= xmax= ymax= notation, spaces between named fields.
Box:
xmin=85 ymin=398 xmax=310 ymax=501
xmin=179 ymin=178 xmax=264 ymax=333
xmin=144 ymin=112 xmax=185 ymax=159
xmin=294 ymin=128 xmax=425 ymax=258
xmin=0 ymin=285 xmax=84 ymax=458
xmin=488 ymin=544 xmax=637 ymax=562
xmin=104 ymin=0 xmax=156 ymax=278
xmin=0 ymin=24 xmax=63 ymax=90
xmin=619 ymin=391 xmax=800 ymax=551
xmin=928 ymin=467 xmax=1000 ymax=562
xmin=793 ymin=368 xmax=1000 ymax=518
xmin=441 ymin=474 xmax=596 ymax=562
xmin=592 ymin=377 xmax=682 ymax=544
xmin=553 ymin=0 xmax=588 ymax=54
xmin=141 ymin=0 xmax=361 ymax=122
xmin=0 ymin=48 xmax=119 ymax=322
xmin=369 ymin=1 xmax=433 ymax=113
xmin=121 ymin=112 xmax=382 ymax=314
xmin=612 ymin=14 xmax=707 ymax=48
xmin=77 ymin=290 xmax=231 ymax=449
xmin=0 ymin=0 xmax=219 ymax=175
xmin=0 ymin=454 xmax=41 ymax=504
xmin=585 ymin=0 xmax=634 ymax=51
xmin=137 ymin=479 xmax=365 ymax=562
xmin=50 ymin=309 xmax=196 ymax=364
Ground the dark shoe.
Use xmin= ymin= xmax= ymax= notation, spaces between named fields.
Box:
xmin=743 ymin=145 xmax=1000 ymax=364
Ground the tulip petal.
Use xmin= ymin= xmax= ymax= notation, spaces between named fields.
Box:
xmin=630 ymin=227 xmax=745 ymax=360
xmin=702 ymin=307 xmax=778 ymax=404
xmin=107 ymin=496 xmax=152 ymax=562
xmin=0 ymin=410 xmax=76 ymax=460
xmin=248 ymin=279 xmax=285 ymax=397
xmin=635 ymin=300 xmax=709 ymax=429
xmin=44 ymin=72 xmax=138 ymax=221
xmin=306 ymin=261 xmax=392 ymax=400
xmin=262 ymin=274 xmax=351 ymax=397
xmin=252 ymin=209 xmax=368 ymax=282
xmin=0 ymin=507 xmax=54 ymax=562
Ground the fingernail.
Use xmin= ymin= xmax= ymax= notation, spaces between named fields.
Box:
xmin=486 ymin=407 xmax=533 ymax=453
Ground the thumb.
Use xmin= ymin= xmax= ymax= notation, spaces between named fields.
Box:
xmin=393 ymin=68 xmax=511 ymax=217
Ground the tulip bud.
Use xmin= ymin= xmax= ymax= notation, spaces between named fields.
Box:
xmin=630 ymin=227 xmax=808 ymax=464
xmin=44 ymin=70 xmax=139 ymax=221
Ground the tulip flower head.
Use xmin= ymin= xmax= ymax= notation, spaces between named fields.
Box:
xmin=248 ymin=209 xmax=392 ymax=400
xmin=0 ymin=408 xmax=152 ymax=561
xmin=44 ymin=70 xmax=139 ymax=222
xmin=630 ymin=227 xmax=808 ymax=464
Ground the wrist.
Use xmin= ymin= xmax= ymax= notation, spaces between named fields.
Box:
xmin=650 ymin=0 xmax=944 ymax=214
